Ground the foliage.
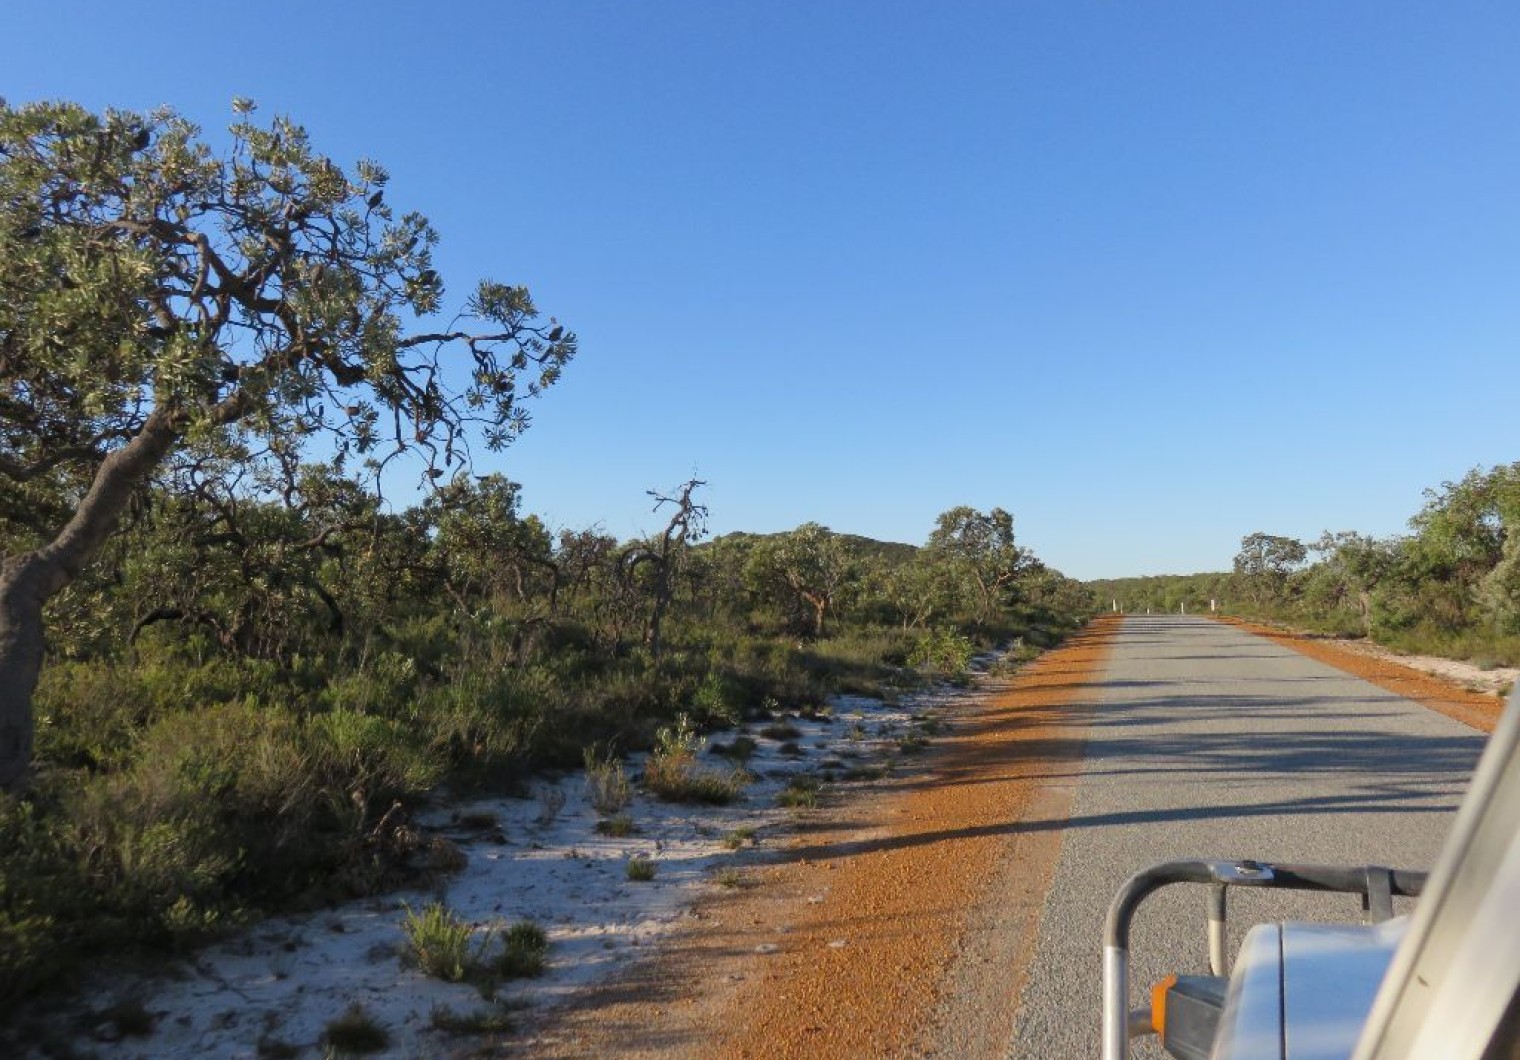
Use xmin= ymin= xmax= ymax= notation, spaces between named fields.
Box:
xmin=429 ymin=1002 xmax=518 ymax=1036
xmin=908 ymin=627 xmax=976 ymax=679
xmin=0 ymin=97 xmax=1108 ymax=1036
xmin=1126 ymin=464 xmax=1520 ymax=667
xmin=402 ymin=902 xmax=476 ymax=982
xmin=1233 ymin=533 xmax=1309 ymax=603
xmin=322 ymin=1004 xmax=391 ymax=1055
xmin=582 ymin=747 xmax=633 ymax=816
xmin=491 ymin=920 xmax=549 ymax=979
xmin=642 ymin=714 xmax=748 ymax=804
xmin=0 ymin=97 xmax=577 ymax=792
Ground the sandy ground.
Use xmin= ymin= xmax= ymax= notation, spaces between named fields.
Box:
xmin=24 ymin=678 xmax=958 ymax=1058
xmin=32 ymin=615 xmax=1500 ymax=1058
xmin=510 ymin=616 xmax=1507 ymax=1059
xmin=514 ymin=618 xmax=1119 ymax=1059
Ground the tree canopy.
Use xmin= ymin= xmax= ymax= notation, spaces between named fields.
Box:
xmin=0 ymin=99 xmax=576 ymax=787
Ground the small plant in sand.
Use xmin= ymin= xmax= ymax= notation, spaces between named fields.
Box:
xmin=720 ymin=825 xmax=756 ymax=850
xmin=322 ymin=1004 xmax=391 ymax=1055
xmin=402 ymin=901 xmax=476 ymax=982
xmin=536 ymin=785 xmax=568 ymax=826
xmin=714 ymin=867 xmax=744 ymax=888
xmin=776 ymin=774 xmax=821 ymax=809
xmin=491 ymin=920 xmax=550 ymax=979
xmin=595 ymin=813 xmax=636 ymax=837
xmin=643 ymin=714 xmax=746 ymax=804
xmin=583 ymin=746 xmax=633 ymax=814
xmin=626 ymin=855 xmax=657 ymax=881
xmin=430 ymin=1001 xmax=519 ymax=1035
xmin=94 ymin=998 xmax=155 ymax=1039
xmin=425 ymin=836 xmax=469 ymax=874
xmin=255 ymin=1035 xmax=301 ymax=1059
xmin=709 ymin=734 xmax=758 ymax=761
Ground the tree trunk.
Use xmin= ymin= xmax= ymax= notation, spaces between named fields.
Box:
xmin=0 ymin=409 xmax=180 ymax=790
xmin=0 ymin=559 xmax=50 ymax=789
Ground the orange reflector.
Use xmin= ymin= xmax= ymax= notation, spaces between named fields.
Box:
xmin=1151 ymin=973 xmax=1179 ymax=1038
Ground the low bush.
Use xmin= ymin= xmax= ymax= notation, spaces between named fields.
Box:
xmin=909 ymin=627 xmax=976 ymax=680
xmin=491 ymin=920 xmax=549 ymax=979
xmin=429 ymin=1002 xmax=517 ymax=1035
xmin=777 ymin=775 xmax=822 ymax=809
xmin=642 ymin=715 xmax=747 ymax=805
xmin=583 ymin=747 xmax=633 ymax=815
xmin=322 ymin=1004 xmax=390 ymax=1055
xmin=594 ymin=814 xmax=636 ymax=837
xmin=402 ymin=902 xmax=475 ymax=983
xmin=708 ymin=735 xmax=758 ymax=761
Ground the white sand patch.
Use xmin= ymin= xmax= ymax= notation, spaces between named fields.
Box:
xmin=43 ymin=679 xmax=967 ymax=1058
xmin=1326 ymin=638 xmax=1518 ymax=697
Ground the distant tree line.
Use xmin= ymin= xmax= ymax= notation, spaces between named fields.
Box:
xmin=1092 ymin=463 xmax=1520 ymax=666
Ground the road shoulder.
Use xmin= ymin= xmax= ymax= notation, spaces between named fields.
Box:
xmin=512 ymin=618 xmax=1118 ymax=1059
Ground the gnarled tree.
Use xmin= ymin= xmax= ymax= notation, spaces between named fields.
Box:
xmin=0 ymin=100 xmax=576 ymax=788
xmin=924 ymin=506 xmax=1030 ymax=627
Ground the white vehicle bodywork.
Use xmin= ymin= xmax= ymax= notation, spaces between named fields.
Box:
xmin=1105 ymin=686 xmax=1520 ymax=1060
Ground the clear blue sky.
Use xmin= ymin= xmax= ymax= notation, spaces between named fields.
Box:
xmin=8 ymin=2 xmax=1519 ymax=579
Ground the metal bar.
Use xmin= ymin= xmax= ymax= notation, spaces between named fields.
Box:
xmin=1101 ymin=860 xmax=1429 ymax=1060
xmin=1364 ymin=866 xmax=1395 ymax=923
xmin=1207 ymin=883 xmax=1228 ymax=976
xmin=1103 ymin=944 xmax=1130 ymax=1060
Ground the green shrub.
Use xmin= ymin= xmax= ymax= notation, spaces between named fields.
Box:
xmin=595 ymin=814 xmax=636 ymax=837
xmin=709 ymin=735 xmax=758 ymax=761
xmin=720 ymin=826 xmax=755 ymax=850
xmin=0 ymin=793 xmax=81 ymax=1005
xmin=690 ymin=671 xmax=742 ymax=727
xmin=626 ymin=855 xmax=657 ymax=882
xmin=909 ymin=627 xmax=976 ymax=679
xmin=583 ymin=747 xmax=633 ymax=815
xmin=643 ymin=715 xmax=747 ymax=805
xmin=492 ymin=920 xmax=549 ymax=979
xmin=309 ymin=709 xmax=441 ymax=815
xmin=430 ymin=1002 xmax=517 ymax=1035
xmin=402 ymin=902 xmax=475 ymax=982
xmin=323 ymin=1004 xmax=390 ymax=1055
xmin=777 ymin=774 xmax=822 ymax=809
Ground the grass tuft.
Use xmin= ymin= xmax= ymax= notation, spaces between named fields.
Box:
xmin=492 ymin=920 xmax=549 ymax=979
xmin=584 ymin=746 xmax=633 ymax=815
xmin=720 ymin=825 xmax=756 ymax=850
xmin=643 ymin=714 xmax=748 ymax=804
xmin=776 ymin=774 xmax=821 ymax=809
xmin=429 ymin=1001 xmax=518 ymax=1035
xmin=594 ymin=813 xmax=636 ymax=837
xmin=322 ymin=1004 xmax=390 ymax=1055
xmin=402 ymin=901 xmax=475 ymax=982
xmin=626 ymin=855 xmax=657 ymax=882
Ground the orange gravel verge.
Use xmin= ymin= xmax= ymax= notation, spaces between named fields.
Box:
xmin=1219 ymin=617 xmax=1504 ymax=734
xmin=516 ymin=616 xmax=1119 ymax=1059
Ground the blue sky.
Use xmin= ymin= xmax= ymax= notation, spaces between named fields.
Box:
xmin=8 ymin=2 xmax=1519 ymax=579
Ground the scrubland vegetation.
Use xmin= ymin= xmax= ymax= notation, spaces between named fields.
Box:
xmin=0 ymin=479 xmax=1087 ymax=1007
xmin=1 ymin=464 xmax=1087 ymax=1009
xmin=0 ymin=99 xmax=1095 ymax=1013
xmin=1092 ymin=462 xmax=1520 ymax=669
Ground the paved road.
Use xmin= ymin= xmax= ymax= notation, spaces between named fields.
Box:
xmin=1006 ymin=615 xmax=1488 ymax=1058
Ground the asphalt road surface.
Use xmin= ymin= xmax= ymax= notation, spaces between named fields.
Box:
xmin=1006 ymin=615 xmax=1488 ymax=1059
